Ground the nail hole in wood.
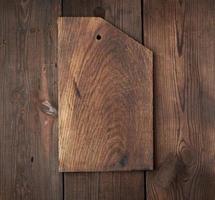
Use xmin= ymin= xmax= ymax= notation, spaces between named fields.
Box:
xmin=96 ymin=34 xmax=101 ymax=40
xmin=31 ymin=156 xmax=34 ymax=163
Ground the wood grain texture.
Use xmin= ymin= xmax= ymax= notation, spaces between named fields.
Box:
xmin=144 ymin=0 xmax=215 ymax=199
xmin=0 ymin=0 xmax=62 ymax=199
xmin=59 ymin=17 xmax=153 ymax=172
xmin=64 ymin=172 xmax=145 ymax=200
xmin=63 ymin=0 xmax=147 ymax=199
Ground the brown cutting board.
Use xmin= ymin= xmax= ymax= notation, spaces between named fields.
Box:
xmin=58 ymin=17 xmax=153 ymax=172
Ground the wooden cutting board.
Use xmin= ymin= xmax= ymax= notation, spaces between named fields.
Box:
xmin=58 ymin=17 xmax=153 ymax=172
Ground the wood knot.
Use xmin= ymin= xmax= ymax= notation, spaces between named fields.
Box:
xmin=40 ymin=100 xmax=57 ymax=117
xmin=0 ymin=39 xmax=7 ymax=47
xmin=154 ymin=154 xmax=186 ymax=188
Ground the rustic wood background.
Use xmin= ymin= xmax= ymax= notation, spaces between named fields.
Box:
xmin=0 ymin=0 xmax=214 ymax=199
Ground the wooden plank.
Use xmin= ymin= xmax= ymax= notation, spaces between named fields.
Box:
xmin=58 ymin=17 xmax=153 ymax=172
xmin=64 ymin=172 xmax=145 ymax=200
xmin=0 ymin=0 xmax=62 ymax=199
xmin=144 ymin=0 xmax=215 ymax=199
xmin=62 ymin=0 xmax=147 ymax=199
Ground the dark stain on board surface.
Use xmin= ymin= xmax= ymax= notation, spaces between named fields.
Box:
xmin=73 ymin=79 xmax=81 ymax=98
xmin=119 ymin=155 xmax=128 ymax=167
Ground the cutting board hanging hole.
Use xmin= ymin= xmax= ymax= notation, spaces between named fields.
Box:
xmin=96 ymin=34 xmax=101 ymax=40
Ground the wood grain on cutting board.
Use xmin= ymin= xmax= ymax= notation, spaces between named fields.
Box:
xmin=58 ymin=17 xmax=153 ymax=172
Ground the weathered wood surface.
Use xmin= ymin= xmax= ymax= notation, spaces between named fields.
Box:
xmin=0 ymin=0 xmax=62 ymax=199
xmin=58 ymin=17 xmax=153 ymax=172
xmin=62 ymin=0 xmax=147 ymax=199
xmin=144 ymin=0 xmax=215 ymax=199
